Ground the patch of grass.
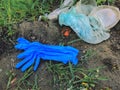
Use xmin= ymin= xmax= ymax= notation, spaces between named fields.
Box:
xmin=46 ymin=49 xmax=107 ymax=90
xmin=67 ymin=39 xmax=81 ymax=45
xmin=0 ymin=0 xmax=59 ymax=35
xmin=80 ymin=49 xmax=96 ymax=64
xmin=0 ymin=0 xmax=46 ymax=26
xmin=0 ymin=0 xmax=62 ymax=26
xmin=0 ymin=0 xmax=40 ymax=35
xmin=6 ymin=70 xmax=16 ymax=90
xmin=96 ymin=0 xmax=115 ymax=5
xmin=46 ymin=62 xmax=107 ymax=90
xmin=96 ymin=0 xmax=106 ymax=5
xmin=1 ymin=0 xmax=29 ymax=26
xmin=6 ymin=66 xmax=40 ymax=90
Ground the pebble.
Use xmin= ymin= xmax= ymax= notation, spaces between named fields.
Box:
xmin=0 ymin=69 xmax=2 ymax=72
xmin=11 ymin=58 xmax=15 ymax=62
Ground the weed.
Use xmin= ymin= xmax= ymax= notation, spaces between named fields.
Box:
xmin=6 ymin=70 xmax=16 ymax=90
xmin=46 ymin=49 xmax=107 ymax=90
xmin=0 ymin=0 xmax=39 ymax=25
xmin=96 ymin=0 xmax=115 ymax=5
xmin=0 ymin=0 xmax=56 ymax=35
xmin=80 ymin=49 xmax=96 ymax=64
xmin=67 ymin=39 xmax=81 ymax=45
xmin=6 ymin=66 xmax=40 ymax=90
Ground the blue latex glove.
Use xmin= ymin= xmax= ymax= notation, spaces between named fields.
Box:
xmin=15 ymin=38 xmax=79 ymax=72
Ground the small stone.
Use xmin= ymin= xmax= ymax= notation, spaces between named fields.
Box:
xmin=11 ymin=58 xmax=15 ymax=62
xmin=0 ymin=69 xmax=2 ymax=72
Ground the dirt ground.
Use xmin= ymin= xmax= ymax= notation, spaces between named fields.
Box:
xmin=0 ymin=2 xmax=120 ymax=90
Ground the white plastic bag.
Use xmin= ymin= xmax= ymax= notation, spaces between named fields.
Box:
xmin=59 ymin=0 xmax=120 ymax=44
xmin=47 ymin=0 xmax=74 ymax=20
xmin=59 ymin=7 xmax=110 ymax=44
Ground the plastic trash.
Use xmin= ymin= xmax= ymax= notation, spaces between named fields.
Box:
xmin=60 ymin=0 xmax=74 ymax=8
xmin=15 ymin=38 xmax=79 ymax=72
xmin=47 ymin=0 xmax=74 ymax=20
xmin=74 ymin=0 xmax=97 ymax=15
xmin=89 ymin=5 xmax=120 ymax=29
xmin=47 ymin=0 xmax=97 ymax=20
xmin=47 ymin=7 xmax=69 ymax=20
xmin=59 ymin=0 xmax=120 ymax=44
xmin=59 ymin=7 xmax=110 ymax=44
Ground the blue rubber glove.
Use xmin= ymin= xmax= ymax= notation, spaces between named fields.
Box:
xmin=15 ymin=38 xmax=79 ymax=72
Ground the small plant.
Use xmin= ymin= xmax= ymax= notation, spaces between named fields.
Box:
xmin=6 ymin=70 xmax=16 ymax=90
xmin=96 ymin=0 xmax=106 ymax=5
xmin=80 ymin=49 xmax=96 ymax=64
xmin=46 ymin=49 xmax=107 ymax=90
xmin=96 ymin=0 xmax=115 ymax=5
xmin=0 ymin=0 xmax=56 ymax=35
xmin=46 ymin=61 xmax=107 ymax=90
xmin=0 ymin=0 xmax=43 ymax=25
xmin=6 ymin=66 xmax=40 ymax=90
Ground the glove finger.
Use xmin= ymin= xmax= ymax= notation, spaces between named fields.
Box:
xmin=17 ymin=49 xmax=35 ymax=59
xmin=21 ymin=55 xmax=36 ymax=72
xmin=34 ymin=56 xmax=40 ymax=71
xmin=16 ymin=54 xmax=33 ymax=69
xmin=41 ymin=54 xmax=69 ymax=64
xmin=17 ymin=37 xmax=30 ymax=44
xmin=15 ymin=44 xmax=28 ymax=50
xmin=71 ymin=57 xmax=78 ymax=65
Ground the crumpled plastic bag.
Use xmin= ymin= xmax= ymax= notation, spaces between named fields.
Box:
xmin=58 ymin=0 xmax=120 ymax=44
xmin=15 ymin=37 xmax=79 ymax=72
xmin=47 ymin=0 xmax=97 ymax=20
xmin=89 ymin=5 xmax=120 ymax=29
xmin=47 ymin=0 xmax=74 ymax=20
xmin=59 ymin=7 xmax=110 ymax=44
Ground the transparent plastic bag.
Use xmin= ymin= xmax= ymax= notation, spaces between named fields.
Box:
xmin=47 ymin=0 xmax=74 ymax=20
xmin=59 ymin=0 xmax=120 ymax=44
xmin=59 ymin=7 xmax=110 ymax=44
xmin=89 ymin=5 xmax=120 ymax=29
